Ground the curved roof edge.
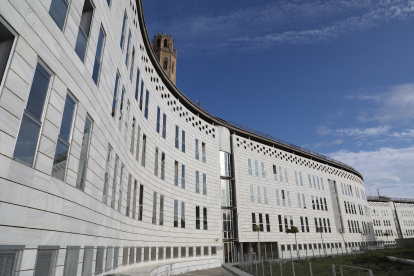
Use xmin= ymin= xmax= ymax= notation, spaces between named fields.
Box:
xmin=135 ymin=0 xmax=364 ymax=181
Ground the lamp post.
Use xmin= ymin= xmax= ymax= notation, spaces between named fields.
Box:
xmin=339 ymin=230 xmax=348 ymax=255
xmin=255 ymin=224 xmax=261 ymax=260
xmin=317 ymin=227 xmax=327 ymax=257
xmin=286 ymin=226 xmax=300 ymax=260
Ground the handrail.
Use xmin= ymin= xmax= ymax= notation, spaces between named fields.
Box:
xmin=367 ymin=196 xmax=414 ymax=202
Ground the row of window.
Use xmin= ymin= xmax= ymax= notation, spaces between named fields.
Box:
xmin=314 ymin=217 xmax=332 ymax=233
xmin=347 ymin=220 xmax=371 ymax=234
xmin=172 ymin=200 xmax=208 ymax=230
xmin=403 ymin=220 xmax=414 ymax=226
xmin=371 ymin=209 xmax=389 ymax=217
xmin=341 ymin=182 xmax=365 ymax=199
xmin=401 ymin=210 xmax=414 ymax=217
xmin=311 ymin=196 xmax=328 ymax=211
xmin=252 ymin=213 xmax=271 ymax=232
xmin=375 ymin=229 xmax=394 ymax=237
xmin=344 ymin=201 xmax=357 ymax=215
xmin=405 ymin=229 xmax=414 ymax=236
xmin=281 ymin=242 xmax=342 ymax=251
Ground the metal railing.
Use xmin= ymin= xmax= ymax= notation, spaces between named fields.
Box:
xmin=367 ymin=195 xmax=414 ymax=202
xmin=228 ymin=121 xmax=357 ymax=172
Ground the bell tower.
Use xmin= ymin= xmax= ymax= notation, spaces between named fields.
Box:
xmin=152 ymin=32 xmax=177 ymax=85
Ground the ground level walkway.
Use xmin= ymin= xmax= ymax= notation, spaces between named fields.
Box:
xmin=178 ymin=267 xmax=221 ymax=276
xmin=120 ymin=263 xmax=221 ymax=276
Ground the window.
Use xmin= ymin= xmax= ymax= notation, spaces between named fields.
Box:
xmin=111 ymin=72 xmax=120 ymax=117
xmin=102 ymin=145 xmax=112 ymax=203
xmin=174 ymin=161 xmax=178 ymax=186
xmin=250 ymin=185 xmax=255 ymax=202
xmin=135 ymin=69 xmax=140 ymax=100
xmin=110 ymin=155 xmax=118 ymax=208
xmin=163 ymin=58 xmax=168 ymax=70
xmin=126 ymin=174 xmax=132 ymax=216
xmin=248 ymin=159 xmax=252 ymax=175
xmin=302 ymin=194 xmax=307 ymax=209
xmin=278 ymin=215 xmax=283 ymax=232
xmin=263 ymin=187 xmax=268 ymax=204
xmin=34 ymin=248 xmax=58 ymax=276
xmin=125 ymin=31 xmax=131 ymax=65
xmin=52 ymin=92 xmax=77 ymax=181
xmin=195 ymin=139 xmax=199 ymax=159
xmin=266 ymin=214 xmax=270 ymax=232
xmin=202 ymin=207 xmax=208 ymax=230
xmin=255 ymin=161 xmax=259 ymax=176
xmin=13 ymin=63 xmax=52 ymax=165
xmin=284 ymin=168 xmax=288 ymax=183
xmin=152 ymin=192 xmax=157 ymax=224
xmin=181 ymin=247 xmax=186 ymax=258
xmin=130 ymin=118 xmax=136 ymax=154
xmin=300 ymin=217 xmax=305 ymax=232
xmin=132 ymin=180 xmax=137 ymax=219
xmin=297 ymin=193 xmax=302 ymax=208
xmin=182 ymin=130 xmax=185 ymax=153
xmin=156 ymin=107 xmax=160 ymax=133
xmin=159 ymin=247 xmax=164 ymax=260
xmin=141 ymin=135 xmax=146 ymax=166
xmin=261 ymin=162 xmax=265 ymax=177
xmin=162 ymin=113 xmax=166 ymax=138
xmin=202 ymin=173 xmax=207 ymax=195
xmin=144 ymin=90 xmax=149 ymax=119
xmin=118 ymin=87 xmax=125 ymax=129
xmin=174 ymin=200 xmax=178 ymax=227
xmin=105 ymin=247 xmax=113 ymax=272
xmin=120 ymin=12 xmax=127 ymax=49
xmin=130 ymin=48 xmax=135 ymax=80
xmin=164 ymin=39 xmax=168 ymax=47
xmin=175 ymin=125 xmax=179 ymax=149
xmin=0 ymin=18 xmax=16 ymax=90
xmin=92 ymin=26 xmax=105 ymax=84
xmin=257 ymin=186 xmax=261 ymax=203
xmin=252 ymin=213 xmax=256 ymax=231
xmin=138 ymin=184 xmax=143 ymax=220
xmin=195 ymin=171 xmax=200 ymax=193
xmin=181 ymin=202 xmax=185 ymax=228
xmin=160 ymin=152 xmax=165 ymax=180
xmin=49 ymin=0 xmax=69 ymax=30
xmin=75 ymin=0 xmax=94 ymax=61
xmin=273 ymin=165 xmax=277 ymax=180
xmin=281 ymin=190 xmax=291 ymax=207
xmin=154 ymin=148 xmax=159 ymax=176
xmin=196 ymin=206 xmax=200 ymax=229
xmin=64 ymin=248 xmax=80 ymax=275
xmin=139 ymin=80 xmax=144 ymax=110
xmin=279 ymin=167 xmax=283 ymax=182
xmin=173 ymin=247 xmax=178 ymax=259
xmin=159 ymin=195 xmax=164 ymax=225
xmin=117 ymin=164 xmax=124 ymax=211
xmin=259 ymin=213 xmax=264 ymax=231
xmin=181 ymin=164 xmax=185 ymax=189
xmin=166 ymin=247 xmax=171 ymax=259
xmin=202 ymin=142 xmax=206 ymax=162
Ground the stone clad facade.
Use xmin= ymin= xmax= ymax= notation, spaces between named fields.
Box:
xmin=0 ymin=0 xmax=378 ymax=275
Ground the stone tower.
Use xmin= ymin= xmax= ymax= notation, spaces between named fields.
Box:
xmin=152 ymin=32 xmax=177 ymax=85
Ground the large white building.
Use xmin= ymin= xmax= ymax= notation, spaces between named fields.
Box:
xmin=0 ymin=0 xmax=378 ymax=275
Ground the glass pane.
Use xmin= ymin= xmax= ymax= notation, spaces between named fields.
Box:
xmin=96 ymin=28 xmax=105 ymax=61
xmin=26 ymin=64 xmax=51 ymax=120
xmin=51 ymin=139 xmax=69 ymax=181
xmin=75 ymin=27 xmax=88 ymax=61
xmin=80 ymin=118 xmax=92 ymax=157
xmin=59 ymin=95 xmax=76 ymax=142
xmin=76 ymin=157 xmax=87 ymax=190
xmin=92 ymin=57 xmax=100 ymax=84
xmin=49 ymin=0 xmax=68 ymax=30
xmin=13 ymin=114 xmax=41 ymax=165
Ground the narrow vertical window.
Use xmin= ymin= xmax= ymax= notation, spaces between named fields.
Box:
xmin=111 ymin=72 xmax=119 ymax=117
xmin=75 ymin=0 xmax=94 ymax=61
xmin=263 ymin=187 xmax=268 ymax=204
xmin=154 ymin=148 xmax=159 ymax=176
xmin=139 ymin=80 xmax=144 ymax=110
xmin=203 ymin=207 xmax=208 ymax=230
xmin=195 ymin=171 xmax=200 ymax=193
xmin=309 ymin=175 xmax=312 ymax=188
xmin=278 ymin=215 xmax=283 ymax=232
xmin=52 ymin=92 xmax=77 ymax=181
xmin=141 ymin=135 xmax=146 ymax=167
xmin=252 ymin=213 xmax=256 ymax=231
xmin=284 ymin=168 xmax=288 ymax=183
xmin=287 ymin=191 xmax=291 ymax=206
xmin=174 ymin=200 xmax=178 ymax=227
xmin=130 ymin=48 xmax=135 ymax=80
xmin=248 ymin=159 xmax=253 ymax=175
xmin=130 ymin=118 xmax=136 ymax=154
xmin=162 ymin=113 xmax=166 ymax=138
xmin=13 ymin=63 xmax=52 ymax=165
xmin=136 ymin=126 xmax=141 ymax=161
xmin=126 ymin=174 xmax=132 ymax=216
xmin=102 ymin=145 xmax=112 ymax=203
xmin=297 ymin=193 xmax=302 ymax=208
xmin=152 ymin=192 xmax=157 ymax=224
xmin=302 ymin=194 xmax=306 ymax=209
xmin=261 ymin=162 xmax=265 ymax=178
xmin=144 ymin=90 xmax=149 ymax=119
xmin=300 ymin=217 xmax=305 ymax=232
xmin=320 ymin=178 xmax=324 ymax=190
xmin=132 ymin=180 xmax=137 ymax=219
xmin=92 ymin=26 xmax=105 ymax=84
xmin=135 ymin=69 xmax=140 ymax=100
xmin=156 ymin=107 xmax=160 ymax=133
xmin=125 ymin=31 xmax=131 ymax=65
xmin=305 ymin=217 xmax=309 ymax=232
xmin=259 ymin=213 xmax=264 ymax=231
xmin=118 ymin=88 xmax=125 ymax=130
xmin=117 ymin=164 xmax=124 ymax=211
xmin=49 ymin=0 xmax=69 ymax=30
xmin=120 ymin=12 xmax=127 ymax=49
xmin=182 ymin=130 xmax=185 ymax=153
xmin=299 ymin=172 xmax=303 ymax=186
xmin=250 ymin=185 xmax=255 ymax=203
xmin=33 ymin=249 xmax=58 ymax=276
xmin=275 ymin=189 xmax=280 ymax=205
xmin=159 ymin=195 xmax=164 ymax=225
xmin=76 ymin=116 xmax=93 ymax=190
xmin=160 ymin=152 xmax=165 ymax=180
xmin=138 ymin=184 xmax=143 ymax=220
xmin=110 ymin=155 xmax=119 ymax=208
xmin=202 ymin=142 xmax=206 ymax=163
xmin=175 ymin=126 xmax=179 ymax=149
xmin=174 ymin=161 xmax=179 ymax=186
xmin=0 ymin=18 xmax=16 ymax=89
xmin=181 ymin=202 xmax=185 ymax=228
xmin=181 ymin=164 xmax=185 ymax=189
xmin=257 ymin=186 xmax=261 ymax=203
xmin=196 ymin=206 xmax=200 ymax=229
xmin=254 ymin=161 xmax=259 ymax=176
xmin=195 ymin=139 xmax=199 ymax=160
xmin=266 ymin=214 xmax=270 ymax=232
xmin=202 ymin=173 xmax=207 ymax=195
xmin=279 ymin=167 xmax=283 ymax=182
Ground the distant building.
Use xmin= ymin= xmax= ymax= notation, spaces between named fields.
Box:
xmin=152 ymin=33 xmax=177 ymax=85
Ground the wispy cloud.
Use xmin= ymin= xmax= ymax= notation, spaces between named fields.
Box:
xmin=328 ymin=146 xmax=414 ymax=198
xmin=316 ymin=126 xmax=332 ymax=136
xmin=335 ymin=125 xmax=391 ymax=137
xmin=314 ymin=139 xmax=343 ymax=149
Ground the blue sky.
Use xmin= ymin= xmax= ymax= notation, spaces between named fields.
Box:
xmin=142 ymin=0 xmax=414 ymax=198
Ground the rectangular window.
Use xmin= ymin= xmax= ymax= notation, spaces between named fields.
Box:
xmin=297 ymin=193 xmax=302 ymax=208
xmin=324 ymin=198 xmax=328 ymax=211
xmin=250 ymin=185 xmax=255 ymax=203
xmin=144 ymin=90 xmax=149 ymax=119
xmin=202 ymin=142 xmax=206 ymax=163
xmin=182 ymin=130 xmax=185 ymax=153
xmin=160 ymin=152 xmax=165 ymax=180
xmin=278 ymin=215 xmax=283 ymax=232
xmin=181 ymin=247 xmax=186 ymax=258
xmin=52 ymin=92 xmax=77 ymax=181
xmin=203 ymin=207 xmax=208 ymax=230
xmin=34 ymin=249 xmax=58 ymax=276
xmin=92 ymin=26 xmax=105 ymax=84
xmin=261 ymin=162 xmax=265 ymax=178
xmin=126 ymin=174 xmax=132 ymax=216
xmin=102 ymin=145 xmax=112 ymax=203
xmin=181 ymin=164 xmax=185 ymax=189
xmin=125 ymin=31 xmax=131 ymax=66
xmin=202 ymin=173 xmax=207 ymax=195
xmin=195 ymin=171 xmax=200 ymax=193
xmin=248 ymin=159 xmax=253 ymax=175
xmin=75 ymin=0 xmax=94 ymax=61
xmin=263 ymin=187 xmax=268 ymax=204
xmin=320 ymin=178 xmax=324 ymax=190
xmin=159 ymin=247 xmax=164 ymax=260
xmin=130 ymin=118 xmax=136 ymax=154
xmin=313 ymin=176 xmax=316 ymax=189
xmin=111 ymin=73 xmax=120 ymax=117
xmin=110 ymin=155 xmax=119 ymax=208
xmin=117 ymin=87 xmax=125 ymax=129
xmin=162 ymin=113 xmax=167 ymax=139
xmin=174 ymin=200 xmax=178 ymax=227
xmin=135 ymin=69 xmax=140 ymax=100
xmin=13 ymin=63 xmax=52 ymax=165
xmin=305 ymin=217 xmax=309 ymax=232
xmin=257 ymin=186 xmax=261 ymax=204
xmin=254 ymin=161 xmax=259 ymax=176
xmin=141 ymin=135 xmax=146 ymax=167
xmin=195 ymin=139 xmax=199 ymax=159
xmin=120 ymin=12 xmax=127 ymax=49
xmin=130 ymin=48 xmax=135 ymax=80
xmin=259 ymin=213 xmax=264 ymax=231
xmin=0 ymin=18 xmax=16 ymax=90
xmin=302 ymin=194 xmax=306 ymax=209
xmin=138 ymin=184 xmax=144 ymax=220
xmin=159 ymin=195 xmax=164 ymax=225
xmin=139 ymin=80 xmax=144 ymax=110
xmin=276 ymin=189 xmax=280 ymax=206
xmin=327 ymin=219 xmax=331 ymax=232
xmin=312 ymin=196 xmax=315 ymax=210
xmin=317 ymin=177 xmax=321 ymax=190
xmin=252 ymin=213 xmax=256 ymax=231
xmin=300 ymin=217 xmax=305 ymax=232
xmin=152 ymin=192 xmax=157 ymax=224
xmin=273 ymin=165 xmax=277 ymax=180
xmin=196 ymin=206 xmax=200 ymax=229
xmin=117 ymin=164 xmax=124 ymax=211
xmin=175 ymin=125 xmax=179 ymax=149
xmin=166 ymin=247 xmax=171 ymax=259
xmin=284 ymin=168 xmax=288 ymax=183
xmin=295 ymin=171 xmax=298 ymax=185
xmin=174 ymin=161 xmax=178 ymax=186
xmin=154 ymin=148 xmax=159 ymax=176
xmin=279 ymin=167 xmax=283 ymax=182
xmin=132 ymin=180 xmax=137 ymax=219
xmin=156 ymin=107 xmax=160 ymax=133
xmin=49 ymin=0 xmax=69 ymax=30
xmin=266 ymin=214 xmax=270 ymax=232
xmin=308 ymin=174 xmax=312 ymax=188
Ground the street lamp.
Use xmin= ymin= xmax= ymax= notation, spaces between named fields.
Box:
xmin=317 ymin=227 xmax=327 ymax=257
xmin=339 ymin=230 xmax=348 ymax=255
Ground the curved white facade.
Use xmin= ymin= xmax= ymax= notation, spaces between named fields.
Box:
xmin=0 ymin=0 xmax=375 ymax=275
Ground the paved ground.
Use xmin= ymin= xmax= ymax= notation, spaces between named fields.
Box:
xmin=178 ymin=267 xmax=221 ymax=276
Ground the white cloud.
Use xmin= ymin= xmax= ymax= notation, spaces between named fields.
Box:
xmin=328 ymin=146 xmax=414 ymax=198
xmin=316 ymin=126 xmax=332 ymax=136
xmin=334 ymin=125 xmax=391 ymax=137
xmin=314 ymin=139 xmax=343 ymax=149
